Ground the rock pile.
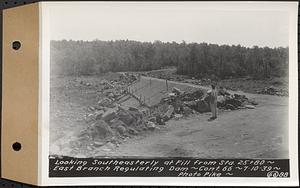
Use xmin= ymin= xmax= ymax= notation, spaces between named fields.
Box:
xmin=67 ymin=73 xmax=258 ymax=157
xmin=258 ymin=86 xmax=288 ymax=96
xmin=72 ymin=104 xmax=159 ymax=157
xmin=217 ymin=93 xmax=258 ymax=110
xmin=147 ymin=87 xmax=258 ymax=125
xmin=84 ymin=106 xmax=155 ymax=138
xmin=68 ymin=73 xmax=158 ymax=157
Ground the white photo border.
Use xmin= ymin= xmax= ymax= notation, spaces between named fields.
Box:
xmin=39 ymin=1 xmax=299 ymax=186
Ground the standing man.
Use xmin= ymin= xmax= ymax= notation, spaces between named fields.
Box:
xmin=208 ymin=83 xmax=218 ymax=120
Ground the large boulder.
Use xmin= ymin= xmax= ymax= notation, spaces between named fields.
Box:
xmin=172 ymin=98 xmax=184 ymax=113
xmin=140 ymin=108 xmax=150 ymax=116
xmin=108 ymin=92 xmax=115 ymax=98
xmin=234 ymin=94 xmax=248 ymax=102
xmin=225 ymin=104 xmax=236 ymax=110
xmin=184 ymin=101 xmax=198 ymax=109
xmin=172 ymin=87 xmax=184 ymax=96
xmin=182 ymin=106 xmax=193 ymax=116
xmin=88 ymin=106 xmax=96 ymax=112
xmin=95 ymin=110 xmax=105 ymax=120
xmin=218 ymin=88 xmax=230 ymax=96
xmin=196 ymin=100 xmax=211 ymax=113
xmin=174 ymin=114 xmax=183 ymax=120
xmin=110 ymin=119 xmax=126 ymax=128
xmin=248 ymin=98 xmax=258 ymax=105
xmin=100 ymin=79 xmax=108 ymax=85
xmin=127 ymin=127 xmax=138 ymax=135
xmin=98 ymin=97 xmax=113 ymax=107
xmin=185 ymin=100 xmax=210 ymax=113
xmin=168 ymin=93 xmax=177 ymax=97
xmin=156 ymin=115 xmax=165 ymax=125
xmin=148 ymin=116 xmax=156 ymax=123
xmin=217 ymin=95 xmax=228 ymax=108
xmin=102 ymin=108 xmax=118 ymax=123
xmin=88 ymin=120 xmax=114 ymax=140
xmin=116 ymin=125 xmax=127 ymax=135
xmin=217 ymin=95 xmax=226 ymax=108
xmin=146 ymin=121 xmax=156 ymax=130
xmin=118 ymin=110 xmax=135 ymax=126
xmin=182 ymin=90 xmax=204 ymax=101
xmin=217 ymin=95 xmax=226 ymax=103
xmin=225 ymin=98 xmax=242 ymax=108
xmin=129 ymin=106 xmax=139 ymax=112
xmin=129 ymin=110 xmax=143 ymax=120
xmin=163 ymin=105 xmax=175 ymax=121
xmin=203 ymin=95 xmax=211 ymax=104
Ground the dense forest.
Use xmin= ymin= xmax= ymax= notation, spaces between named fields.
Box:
xmin=51 ymin=40 xmax=288 ymax=79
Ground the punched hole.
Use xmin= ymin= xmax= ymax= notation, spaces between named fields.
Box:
xmin=12 ymin=142 xmax=21 ymax=151
xmin=12 ymin=41 xmax=21 ymax=50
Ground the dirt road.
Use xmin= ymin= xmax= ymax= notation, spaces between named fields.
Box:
xmin=113 ymin=76 xmax=289 ymax=158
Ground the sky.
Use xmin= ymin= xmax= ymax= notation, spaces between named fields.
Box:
xmin=47 ymin=2 xmax=291 ymax=48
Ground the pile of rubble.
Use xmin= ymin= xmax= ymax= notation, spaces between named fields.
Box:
xmin=87 ymin=73 xmax=139 ymax=109
xmin=100 ymin=73 xmax=138 ymax=88
xmin=258 ymin=86 xmax=288 ymax=96
xmin=70 ymin=105 xmax=159 ymax=157
xmin=68 ymin=73 xmax=158 ymax=157
xmin=147 ymin=87 xmax=258 ymax=125
xmin=74 ymin=72 xmax=138 ymax=91
xmin=68 ymin=74 xmax=258 ymax=157
xmin=84 ymin=106 xmax=153 ymax=136
xmin=84 ymin=73 xmax=152 ymax=135
xmin=216 ymin=92 xmax=258 ymax=110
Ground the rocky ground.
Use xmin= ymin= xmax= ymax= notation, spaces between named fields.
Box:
xmin=50 ymin=72 xmax=288 ymax=159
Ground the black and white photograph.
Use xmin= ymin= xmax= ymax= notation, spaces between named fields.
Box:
xmin=42 ymin=2 xmax=298 ymax=183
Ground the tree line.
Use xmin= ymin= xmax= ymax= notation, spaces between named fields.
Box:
xmin=51 ymin=40 xmax=288 ymax=79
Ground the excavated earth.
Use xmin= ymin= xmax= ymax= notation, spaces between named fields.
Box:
xmin=50 ymin=73 xmax=288 ymax=159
